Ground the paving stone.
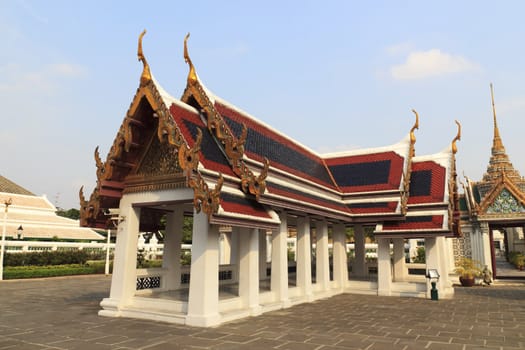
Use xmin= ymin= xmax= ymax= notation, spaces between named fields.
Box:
xmin=1 ymin=276 xmax=525 ymax=349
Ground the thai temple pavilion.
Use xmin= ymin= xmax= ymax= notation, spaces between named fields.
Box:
xmin=80 ymin=31 xmax=462 ymax=327
xmin=458 ymin=84 xmax=525 ymax=278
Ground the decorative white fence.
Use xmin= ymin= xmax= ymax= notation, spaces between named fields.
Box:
xmin=4 ymin=240 xmax=116 ymax=253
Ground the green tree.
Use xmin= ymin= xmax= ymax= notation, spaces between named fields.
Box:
xmin=56 ymin=208 xmax=80 ymax=220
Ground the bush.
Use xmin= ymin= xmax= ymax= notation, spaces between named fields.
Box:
xmin=3 ymin=261 xmax=112 ymax=280
xmin=4 ymin=250 xmax=92 ymax=267
xmin=412 ymin=247 xmax=426 ymax=263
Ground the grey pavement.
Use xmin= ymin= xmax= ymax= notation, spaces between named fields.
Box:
xmin=1 ymin=275 xmax=525 ymax=350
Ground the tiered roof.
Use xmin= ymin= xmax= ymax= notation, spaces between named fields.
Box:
xmin=463 ymin=84 xmax=525 ymax=221
xmin=79 ymin=31 xmax=460 ymax=238
xmin=0 ymin=185 xmax=103 ymax=241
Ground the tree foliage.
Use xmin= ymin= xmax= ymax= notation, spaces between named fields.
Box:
xmin=56 ymin=208 xmax=80 ymax=220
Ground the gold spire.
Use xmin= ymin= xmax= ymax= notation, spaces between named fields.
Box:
xmin=490 ymin=83 xmax=504 ymax=153
xmin=184 ymin=33 xmax=198 ymax=84
xmin=410 ymin=109 xmax=419 ymax=146
xmin=452 ymin=120 xmax=461 ymax=154
xmin=138 ymin=29 xmax=152 ymax=86
xmin=479 ymin=83 xmax=524 ymax=188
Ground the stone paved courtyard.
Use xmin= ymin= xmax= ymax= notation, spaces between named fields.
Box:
xmin=0 ymin=275 xmax=524 ymax=349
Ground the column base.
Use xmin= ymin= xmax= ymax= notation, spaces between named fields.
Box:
xmin=185 ymin=313 xmax=221 ymax=327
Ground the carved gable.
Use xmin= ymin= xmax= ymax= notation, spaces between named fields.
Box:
xmin=136 ymin=132 xmax=181 ymax=176
xmin=487 ymin=188 xmax=525 ymax=214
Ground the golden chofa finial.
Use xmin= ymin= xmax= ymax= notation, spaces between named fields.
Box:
xmin=410 ymin=109 xmax=419 ymax=145
xmin=138 ymin=29 xmax=152 ymax=86
xmin=184 ymin=33 xmax=198 ymax=84
xmin=452 ymin=120 xmax=461 ymax=154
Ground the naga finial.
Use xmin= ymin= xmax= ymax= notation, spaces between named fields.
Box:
xmin=184 ymin=33 xmax=198 ymax=84
xmin=138 ymin=29 xmax=152 ymax=86
xmin=410 ymin=109 xmax=419 ymax=145
xmin=452 ymin=120 xmax=461 ymax=154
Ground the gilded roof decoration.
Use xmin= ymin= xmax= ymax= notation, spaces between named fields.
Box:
xmin=401 ymin=109 xmax=419 ymax=214
xmin=181 ymin=34 xmax=268 ymax=199
xmin=449 ymin=120 xmax=462 ymax=236
xmin=189 ymin=174 xmax=224 ymax=219
xmin=138 ymin=30 xmax=152 ymax=87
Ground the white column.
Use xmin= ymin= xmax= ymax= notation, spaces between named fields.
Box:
xmin=315 ymin=220 xmax=330 ymax=291
xmin=392 ymin=238 xmax=406 ymax=282
xmin=353 ymin=224 xmax=366 ymax=277
xmin=424 ymin=237 xmax=447 ymax=298
xmin=100 ymin=201 xmax=140 ymax=314
xmin=481 ymin=228 xmax=492 ymax=269
xmin=230 ymin=228 xmax=239 ymax=266
xmin=259 ymin=230 xmax=268 ymax=281
xmin=377 ymin=237 xmax=392 ymax=296
xmin=271 ymin=212 xmax=289 ymax=306
xmin=163 ymin=207 xmax=183 ymax=290
xmin=436 ymin=236 xmax=454 ymax=298
xmin=239 ymin=227 xmax=261 ymax=315
xmin=332 ymin=223 xmax=348 ymax=290
xmin=296 ymin=216 xmax=312 ymax=299
xmin=186 ymin=210 xmax=220 ymax=327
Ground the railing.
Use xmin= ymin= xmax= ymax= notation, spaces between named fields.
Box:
xmin=3 ymin=240 xmax=116 ymax=253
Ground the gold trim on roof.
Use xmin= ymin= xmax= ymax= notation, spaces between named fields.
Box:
xmin=401 ymin=109 xmax=419 ymax=214
xmin=189 ymin=174 xmax=224 ymax=219
xmin=449 ymin=120 xmax=462 ymax=236
xmin=182 ymin=34 xmax=268 ymax=199
xmin=138 ymin=30 xmax=152 ymax=87
xmin=452 ymin=120 xmax=461 ymax=154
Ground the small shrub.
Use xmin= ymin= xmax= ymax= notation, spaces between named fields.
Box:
xmin=412 ymin=247 xmax=426 ymax=263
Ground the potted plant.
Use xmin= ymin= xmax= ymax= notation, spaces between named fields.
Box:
xmin=454 ymin=257 xmax=482 ymax=287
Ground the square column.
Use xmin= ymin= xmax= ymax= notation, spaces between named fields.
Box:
xmin=259 ymin=230 xmax=268 ymax=281
xmin=104 ymin=202 xmax=140 ymax=307
xmin=239 ymin=227 xmax=261 ymax=315
xmin=436 ymin=236 xmax=454 ymax=298
xmin=315 ymin=220 xmax=330 ymax=291
xmin=296 ymin=216 xmax=312 ymax=299
xmin=163 ymin=207 xmax=183 ymax=290
xmin=353 ymin=224 xmax=367 ymax=277
xmin=392 ymin=238 xmax=406 ymax=282
xmin=332 ymin=223 xmax=348 ymax=290
xmin=377 ymin=237 xmax=392 ymax=296
xmin=186 ymin=211 xmax=220 ymax=327
xmin=425 ymin=237 xmax=451 ymax=299
xmin=271 ymin=212 xmax=289 ymax=306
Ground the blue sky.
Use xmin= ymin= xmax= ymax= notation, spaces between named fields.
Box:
xmin=2 ymin=1 xmax=525 ymax=209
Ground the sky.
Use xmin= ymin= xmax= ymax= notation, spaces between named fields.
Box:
xmin=2 ymin=1 xmax=525 ymax=209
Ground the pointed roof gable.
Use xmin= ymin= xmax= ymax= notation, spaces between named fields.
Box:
xmin=374 ymin=122 xmax=462 ymax=238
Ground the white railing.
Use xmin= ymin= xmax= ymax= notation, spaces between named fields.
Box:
xmin=4 ymin=240 xmax=116 ymax=253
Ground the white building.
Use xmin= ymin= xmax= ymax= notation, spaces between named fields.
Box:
xmin=0 ymin=175 xmax=103 ymax=241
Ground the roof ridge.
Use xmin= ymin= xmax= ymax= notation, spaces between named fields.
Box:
xmin=181 ymin=33 xmax=269 ymax=200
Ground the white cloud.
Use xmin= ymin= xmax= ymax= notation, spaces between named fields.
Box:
xmin=50 ymin=63 xmax=88 ymax=78
xmin=390 ymin=49 xmax=480 ymax=80
xmin=385 ymin=42 xmax=414 ymax=56
xmin=0 ymin=62 xmax=87 ymax=93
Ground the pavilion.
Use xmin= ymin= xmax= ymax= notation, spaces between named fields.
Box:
xmin=80 ymin=31 xmax=461 ymax=327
